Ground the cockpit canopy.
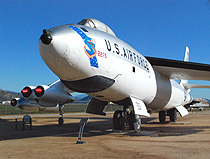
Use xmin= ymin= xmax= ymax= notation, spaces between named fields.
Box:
xmin=78 ymin=18 xmax=116 ymax=37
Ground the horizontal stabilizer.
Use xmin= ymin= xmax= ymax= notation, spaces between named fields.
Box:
xmin=183 ymin=84 xmax=210 ymax=89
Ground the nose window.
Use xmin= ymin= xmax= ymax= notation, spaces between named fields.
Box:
xmin=80 ymin=27 xmax=88 ymax=32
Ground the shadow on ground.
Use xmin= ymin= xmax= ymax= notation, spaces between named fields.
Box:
xmin=0 ymin=115 xmax=206 ymax=141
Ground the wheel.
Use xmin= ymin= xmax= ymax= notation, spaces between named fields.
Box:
xmin=168 ymin=108 xmax=177 ymax=122
xmin=133 ymin=115 xmax=141 ymax=132
xmin=58 ymin=117 xmax=64 ymax=125
xmin=113 ymin=110 xmax=125 ymax=130
xmin=159 ymin=111 xmax=166 ymax=123
xmin=113 ymin=110 xmax=121 ymax=130
xmin=128 ymin=111 xmax=135 ymax=130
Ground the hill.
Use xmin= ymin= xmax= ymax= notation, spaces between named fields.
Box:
xmin=80 ymin=95 xmax=92 ymax=101
xmin=0 ymin=89 xmax=21 ymax=102
xmin=74 ymin=94 xmax=92 ymax=103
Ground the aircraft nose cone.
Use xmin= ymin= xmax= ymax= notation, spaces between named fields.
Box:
xmin=40 ymin=29 xmax=52 ymax=45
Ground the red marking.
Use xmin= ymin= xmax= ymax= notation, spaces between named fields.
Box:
xmin=97 ymin=51 xmax=107 ymax=58
xmin=22 ymin=89 xmax=29 ymax=94
xmin=35 ymin=88 xmax=43 ymax=93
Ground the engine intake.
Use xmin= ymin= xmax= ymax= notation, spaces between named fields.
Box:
xmin=35 ymin=86 xmax=45 ymax=97
xmin=11 ymin=98 xmax=18 ymax=107
xmin=33 ymin=85 xmax=74 ymax=106
xmin=21 ymin=86 xmax=33 ymax=98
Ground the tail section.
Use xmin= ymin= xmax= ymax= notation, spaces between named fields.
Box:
xmin=179 ymin=46 xmax=210 ymax=90
xmin=180 ymin=46 xmax=190 ymax=91
xmin=183 ymin=46 xmax=189 ymax=62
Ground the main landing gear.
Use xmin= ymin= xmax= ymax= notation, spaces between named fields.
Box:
xmin=113 ymin=107 xmax=141 ymax=132
xmin=159 ymin=108 xmax=177 ymax=123
xmin=58 ymin=104 xmax=64 ymax=125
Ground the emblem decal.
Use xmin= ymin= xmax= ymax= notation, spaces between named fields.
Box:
xmin=69 ymin=25 xmax=99 ymax=68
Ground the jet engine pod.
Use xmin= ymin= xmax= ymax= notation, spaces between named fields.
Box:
xmin=34 ymin=85 xmax=74 ymax=106
xmin=10 ymin=97 xmax=59 ymax=112
xmin=11 ymin=98 xmax=19 ymax=107
xmin=21 ymin=86 xmax=36 ymax=99
xmin=35 ymin=86 xmax=45 ymax=97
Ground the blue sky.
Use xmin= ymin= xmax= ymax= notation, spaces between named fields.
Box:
xmin=1 ymin=0 xmax=210 ymax=98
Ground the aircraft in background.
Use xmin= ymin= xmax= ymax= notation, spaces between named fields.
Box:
xmin=185 ymin=98 xmax=210 ymax=111
xmin=11 ymin=18 xmax=210 ymax=131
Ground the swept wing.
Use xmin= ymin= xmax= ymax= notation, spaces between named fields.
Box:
xmin=146 ymin=56 xmax=210 ymax=81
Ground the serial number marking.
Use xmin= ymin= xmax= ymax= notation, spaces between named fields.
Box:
xmin=97 ymin=50 xmax=107 ymax=58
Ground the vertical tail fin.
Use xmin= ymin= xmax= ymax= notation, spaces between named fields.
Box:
xmin=183 ymin=46 xmax=189 ymax=62
xmin=180 ymin=46 xmax=190 ymax=91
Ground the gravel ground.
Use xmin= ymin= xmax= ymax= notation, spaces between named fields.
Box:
xmin=0 ymin=110 xmax=210 ymax=159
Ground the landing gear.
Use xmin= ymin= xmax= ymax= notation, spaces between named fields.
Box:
xmin=58 ymin=104 xmax=64 ymax=125
xmin=168 ymin=108 xmax=177 ymax=122
xmin=133 ymin=114 xmax=141 ymax=132
xmin=58 ymin=117 xmax=64 ymax=125
xmin=159 ymin=108 xmax=177 ymax=123
xmin=159 ymin=111 xmax=166 ymax=123
xmin=113 ymin=110 xmax=125 ymax=130
xmin=113 ymin=108 xmax=141 ymax=132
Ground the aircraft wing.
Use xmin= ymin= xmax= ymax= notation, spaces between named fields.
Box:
xmin=146 ymin=56 xmax=210 ymax=81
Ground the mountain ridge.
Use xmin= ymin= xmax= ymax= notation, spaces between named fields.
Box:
xmin=0 ymin=89 xmax=21 ymax=102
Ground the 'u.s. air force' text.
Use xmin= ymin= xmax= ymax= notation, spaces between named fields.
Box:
xmin=104 ymin=39 xmax=149 ymax=72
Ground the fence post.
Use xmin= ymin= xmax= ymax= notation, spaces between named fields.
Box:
xmin=5 ymin=104 xmax=7 ymax=115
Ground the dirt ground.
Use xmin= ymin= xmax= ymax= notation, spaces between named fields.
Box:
xmin=1 ymin=110 xmax=210 ymax=159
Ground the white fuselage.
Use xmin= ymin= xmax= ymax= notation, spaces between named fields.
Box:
xmin=39 ymin=24 xmax=191 ymax=111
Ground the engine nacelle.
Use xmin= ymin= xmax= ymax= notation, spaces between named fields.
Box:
xmin=21 ymin=80 xmax=74 ymax=107
xmin=11 ymin=98 xmax=20 ymax=108
xmin=34 ymin=85 xmax=74 ymax=107
xmin=21 ymin=86 xmax=36 ymax=100
xmin=11 ymin=98 xmax=63 ymax=112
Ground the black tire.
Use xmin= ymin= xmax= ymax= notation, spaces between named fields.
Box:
xmin=128 ymin=111 xmax=135 ymax=130
xmin=113 ymin=110 xmax=125 ymax=130
xmin=58 ymin=117 xmax=64 ymax=125
xmin=159 ymin=111 xmax=166 ymax=123
xmin=169 ymin=108 xmax=177 ymax=122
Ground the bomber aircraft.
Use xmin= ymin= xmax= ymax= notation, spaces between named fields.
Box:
xmin=11 ymin=18 xmax=210 ymax=131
